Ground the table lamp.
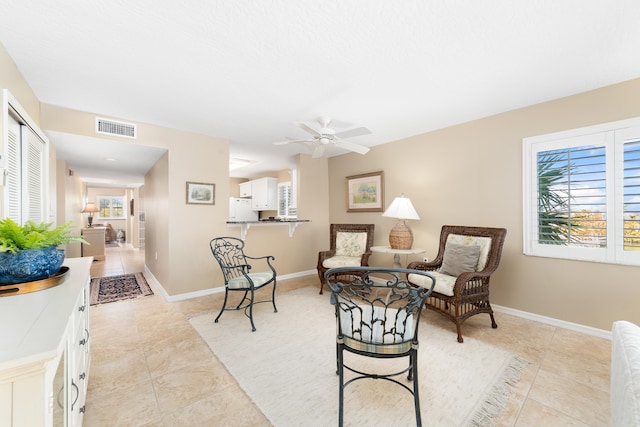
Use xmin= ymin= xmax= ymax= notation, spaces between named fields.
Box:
xmin=82 ymin=202 xmax=99 ymax=227
xmin=382 ymin=194 xmax=420 ymax=249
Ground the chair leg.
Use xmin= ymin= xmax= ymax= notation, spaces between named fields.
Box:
xmin=236 ymin=290 xmax=250 ymax=309
xmin=271 ymin=280 xmax=278 ymax=313
xmin=214 ymin=288 xmax=229 ymax=323
xmin=411 ymin=349 xmax=422 ymax=427
xmin=337 ymin=344 xmax=345 ymax=427
xmin=456 ymin=323 xmax=464 ymax=343
xmin=488 ymin=305 xmax=498 ymax=329
xmin=318 ymin=271 xmax=325 ymax=294
xmin=248 ymin=288 xmax=257 ymax=332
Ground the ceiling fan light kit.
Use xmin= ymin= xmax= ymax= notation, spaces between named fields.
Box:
xmin=273 ymin=117 xmax=371 ymax=158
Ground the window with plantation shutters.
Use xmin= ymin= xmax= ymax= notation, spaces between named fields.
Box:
xmin=623 ymin=140 xmax=640 ymax=251
xmin=277 ymin=182 xmax=296 ymax=219
xmin=523 ymin=118 xmax=640 ymax=266
xmin=2 ymin=99 xmax=47 ymax=224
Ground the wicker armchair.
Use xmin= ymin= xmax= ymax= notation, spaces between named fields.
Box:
xmin=407 ymin=225 xmax=507 ymax=343
xmin=317 ymin=224 xmax=375 ymax=294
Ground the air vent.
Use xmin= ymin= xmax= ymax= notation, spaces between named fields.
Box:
xmin=96 ymin=117 xmax=136 ymax=139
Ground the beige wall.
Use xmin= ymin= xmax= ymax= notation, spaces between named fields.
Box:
xmin=55 ymin=158 xmax=85 ymax=257
xmin=327 ymin=78 xmax=640 ymax=330
xmin=0 ymin=44 xmax=39 ymax=122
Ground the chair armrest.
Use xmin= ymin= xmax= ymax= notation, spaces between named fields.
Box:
xmin=407 ymin=260 xmax=440 ymax=272
xmin=360 ymin=250 xmax=372 ymax=266
xmin=450 ymin=270 xmax=492 ymax=297
xmin=244 ymin=255 xmax=276 ymax=274
xmin=318 ymin=250 xmax=336 ymax=264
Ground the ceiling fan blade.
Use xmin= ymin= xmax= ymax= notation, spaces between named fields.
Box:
xmin=334 ymin=138 xmax=370 ymax=155
xmin=334 ymin=126 xmax=372 ymax=139
xmin=295 ymin=122 xmax=321 ymax=137
xmin=312 ymin=144 xmax=325 ymax=158
xmin=273 ymin=138 xmax=311 ymax=145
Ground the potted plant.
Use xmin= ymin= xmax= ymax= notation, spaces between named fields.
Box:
xmin=0 ymin=218 xmax=87 ymax=284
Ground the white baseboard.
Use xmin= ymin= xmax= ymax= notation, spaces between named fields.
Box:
xmin=143 ymin=267 xmax=317 ymax=303
xmin=492 ymin=304 xmax=611 ymax=340
xmin=144 ymin=266 xmax=610 ymax=339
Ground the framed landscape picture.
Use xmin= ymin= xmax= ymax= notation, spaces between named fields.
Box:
xmin=186 ymin=181 xmax=215 ymax=205
xmin=346 ymin=171 xmax=384 ymax=212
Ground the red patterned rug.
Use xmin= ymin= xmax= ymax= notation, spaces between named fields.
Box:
xmin=90 ymin=272 xmax=153 ymax=305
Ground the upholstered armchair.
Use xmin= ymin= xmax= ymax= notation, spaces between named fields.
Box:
xmin=317 ymin=224 xmax=375 ymax=294
xmin=407 ymin=225 xmax=507 ymax=343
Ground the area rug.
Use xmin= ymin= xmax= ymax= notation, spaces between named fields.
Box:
xmin=189 ymin=286 xmax=528 ymax=426
xmin=90 ymin=272 xmax=153 ymax=305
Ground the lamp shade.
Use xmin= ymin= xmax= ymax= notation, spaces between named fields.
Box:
xmin=81 ymin=202 xmax=99 ymax=213
xmin=382 ymin=196 xmax=420 ymax=220
xmin=382 ymin=195 xmax=420 ymax=249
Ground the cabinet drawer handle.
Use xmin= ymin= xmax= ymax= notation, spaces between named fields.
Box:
xmin=78 ymin=305 xmax=85 ymax=312
xmin=79 ymin=405 xmax=85 ymax=414
xmin=79 ymin=338 xmax=86 ymax=346
xmin=71 ymin=380 xmax=79 ymax=411
xmin=79 ymin=372 xmax=86 ymax=380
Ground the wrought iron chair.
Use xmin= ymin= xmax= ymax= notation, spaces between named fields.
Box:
xmin=407 ymin=225 xmax=507 ymax=343
xmin=317 ymin=224 xmax=375 ymax=294
xmin=209 ymin=237 xmax=277 ymax=332
xmin=326 ymin=266 xmax=436 ymax=427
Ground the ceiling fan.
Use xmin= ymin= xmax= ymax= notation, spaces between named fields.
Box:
xmin=273 ymin=117 xmax=371 ymax=158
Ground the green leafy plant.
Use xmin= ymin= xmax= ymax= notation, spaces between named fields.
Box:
xmin=0 ymin=218 xmax=87 ymax=254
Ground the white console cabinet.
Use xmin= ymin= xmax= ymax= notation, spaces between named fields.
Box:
xmin=0 ymin=257 xmax=92 ymax=427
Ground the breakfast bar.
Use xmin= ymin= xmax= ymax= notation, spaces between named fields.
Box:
xmin=226 ymin=219 xmax=310 ymax=240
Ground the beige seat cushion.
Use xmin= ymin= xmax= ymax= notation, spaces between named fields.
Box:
xmin=323 ymin=255 xmax=362 ymax=268
xmin=227 ymin=271 xmax=273 ymax=289
xmin=409 ymin=271 xmax=456 ymax=296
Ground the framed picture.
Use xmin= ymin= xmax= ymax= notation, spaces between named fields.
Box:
xmin=186 ymin=181 xmax=215 ymax=205
xmin=346 ymin=171 xmax=384 ymax=212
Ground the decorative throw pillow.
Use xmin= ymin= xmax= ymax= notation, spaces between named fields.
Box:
xmin=439 ymin=243 xmax=481 ymax=277
xmin=335 ymin=232 xmax=367 ymax=257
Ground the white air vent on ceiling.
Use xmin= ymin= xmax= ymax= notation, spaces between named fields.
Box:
xmin=96 ymin=117 xmax=137 ymax=139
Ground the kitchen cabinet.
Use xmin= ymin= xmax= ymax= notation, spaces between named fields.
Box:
xmin=250 ymin=177 xmax=278 ymax=210
xmin=0 ymin=257 xmax=92 ymax=427
xmin=239 ymin=181 xmax=252 ymax=198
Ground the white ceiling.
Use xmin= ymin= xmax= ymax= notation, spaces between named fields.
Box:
xmin=1 ymin=1 xmax=639 ymax=186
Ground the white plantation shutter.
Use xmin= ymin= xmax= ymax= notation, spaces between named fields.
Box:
xmin=23 ymin=125 xmax=46 ymax=223
xmin=277 ymin=182 xmax=296 ymax=219
xmin=2 ymin=97 xmax=48 ymax=224
xmin=5 ymin=113 xmax=21 ymax=222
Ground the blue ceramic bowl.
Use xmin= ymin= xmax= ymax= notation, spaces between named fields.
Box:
xmin=0 ymin=246 xmax=65 ymax=284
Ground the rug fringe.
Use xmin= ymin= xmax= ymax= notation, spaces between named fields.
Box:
xmin=468 ymin=355 xmax=529 ymax=427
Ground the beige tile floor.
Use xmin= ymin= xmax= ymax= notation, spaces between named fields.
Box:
xmin=84 ymin=245 xmax=612 ymax=426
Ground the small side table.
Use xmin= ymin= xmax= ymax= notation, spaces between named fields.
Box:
xmin=371 ymin=246 xmax=425 ymax=268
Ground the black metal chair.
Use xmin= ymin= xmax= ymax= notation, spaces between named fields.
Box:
xmin=326 ymin=266 xmax=435 ymax=427
xmin=209 ymin=237 xmax=277 ymax=332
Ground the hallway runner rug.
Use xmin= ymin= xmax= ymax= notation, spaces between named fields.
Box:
xmin=90 ymin=272 xmax=153 ymax=305
xmin=189 ymin=286 xmax=528 ymax=426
